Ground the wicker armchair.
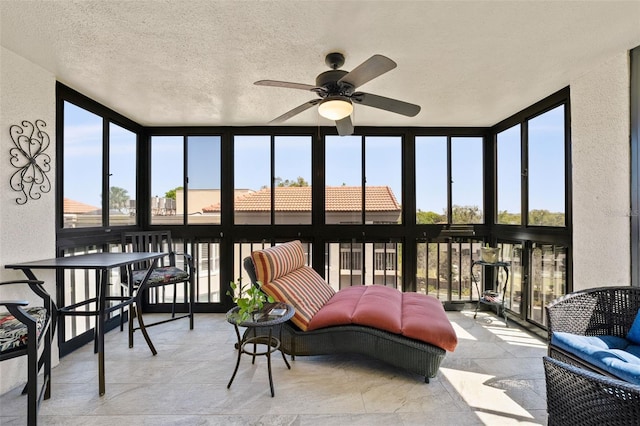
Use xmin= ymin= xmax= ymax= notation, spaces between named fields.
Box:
xmin=545 ymin=286 xmax=640 ymax=377
xmin=544 ymin=356 xmax=640 ymax=426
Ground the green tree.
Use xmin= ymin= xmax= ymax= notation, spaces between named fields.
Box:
xmin=275 ymin=176 xmax=309 ymax=187
xmin=529 ymin=209 xmax=565 ymax=226
xmin=416 ymin=210 xmax=445 ymax=224
xmin=497 ymin=210 xmax=521 ymax=225
xmin=451 ymin=205 xmax=482 ymax=223
xmin=165 ymin=186 xmax=183 ymax=200
xmin=109 ymin=186 xmax=130 ymax=213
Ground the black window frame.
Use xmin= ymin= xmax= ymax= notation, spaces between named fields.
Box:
xmin=55 ymin=82 xmax=573 ymax=331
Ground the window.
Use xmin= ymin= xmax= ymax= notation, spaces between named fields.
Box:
xmin=187 ymin=136 xmax=222 ymax=224
xmin=108 ymin=123 xmax=137 ymax=226
xmin=326 ymin=135 xmax=402 ymax=225
xmin=234 ymin=135 xmax=312 ymax=225
xmin=339 ymin=242 xmax=362 ymax=272
xmin=234 ymin=135 xmax=269 ymax=224
xmin=529 ymin=244 xmax=567 ymax=326
xmin=528 ymin=105 xmax=566 ymax=226
xmin=57 ymin=82 xmax=572 ymax=333
xmin=149 ymin=135 xmax=223 ymax=224
xmin=451 ymin=137 xmax=483 ymax=224
xmin=326 ymin=136 xmax=362 ymax=224
xmin=497 ymin=125 xmax=522 ymax=225
xmin=62 ymin=102 xmax=103 ymax=228
xmin=330 ymin=241 xmax=401 ymax=290
xmin=62 ymin=101 xmax=138 ymax=229
xmin=274 ymin=136 xmax=312 ymax=224
xmin=365 ymin=137 xmax=402 ymax=224
xmin=499 ymin=242 xmax=523 ymax=314
xmin=416 ymin=137 xmax=447 ymax=224
xmin=415 ymin=136 xmax=484 ymax=224
xmin=491 ymin=89 xmax=570 ymax=326
xmin=196 ymin=241 xmax=221 ymax=303
xmin=151 ymin=136 xmax=183 ymax=225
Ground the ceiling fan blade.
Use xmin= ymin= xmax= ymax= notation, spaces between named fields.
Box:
xmin=269 ymin=99 xmax=321 ymax=124
xmin=338 ymin=55 xmax=397 ymax=89
xmin=352 ymin=92 xmax=421 ymax=117
xmin=255 ymin=80 xmax=318 ymax=91
xmin=335 ymin=115 xmax=354 ymax=136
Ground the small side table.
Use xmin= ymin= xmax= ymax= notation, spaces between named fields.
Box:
xmin=226 ymin=303 xmax=295 ymax=397
xmin=472 ymin=260 xmax=510 ymax=326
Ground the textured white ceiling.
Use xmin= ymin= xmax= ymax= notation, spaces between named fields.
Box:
xmin=2 ymin=1 xmax=640 ymax=128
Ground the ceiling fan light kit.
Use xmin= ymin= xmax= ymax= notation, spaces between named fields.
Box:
xmin=318 ymin=96 xmax=353 ymax=121
xmin=255 ymin=52 xmax=421 ymax=136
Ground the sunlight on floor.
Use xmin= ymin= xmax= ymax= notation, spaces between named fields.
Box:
xmin=440 ymin=367 xmax=539 ymax=425
xmin=450 ymin=321 xmax=478 ymax=341
xmin=484 ymin=324 xmax=547 ymax=349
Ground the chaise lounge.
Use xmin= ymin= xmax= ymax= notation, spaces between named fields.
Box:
xmin=242 ymin=240 xmax=458 ymax=382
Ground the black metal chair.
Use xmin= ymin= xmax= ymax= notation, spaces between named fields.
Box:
xmin=0 ymin=280 xmax=55 ymax=426
xmin=121 ymin=231 xmax=195 ymax=355
xmin=544 ymin=356 xmax=640 ymax=426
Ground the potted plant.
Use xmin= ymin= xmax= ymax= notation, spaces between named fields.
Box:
xmin=480 ymin=244 xmax=501 ymax=263
xmin=226 ymin=278 xmax=274 ymax=323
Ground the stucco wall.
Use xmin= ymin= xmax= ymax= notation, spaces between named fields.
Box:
xmin=570 ymin=51 xmax=631 ymax=290
xmin=0 ymin=46 xmax=58 ymax=394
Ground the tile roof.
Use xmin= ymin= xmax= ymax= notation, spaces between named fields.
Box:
xmin=63 ymin=198 xmax=100 ymax=214
xmin=202 ymin=186 xmax=400 ymax=213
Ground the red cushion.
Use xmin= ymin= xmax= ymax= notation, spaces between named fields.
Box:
xmin=353 ymin=286 xmax=402 ymax=334
xmin=306 ymin=286 xmax=365 ymax=330
xmin=307 ymin=285 xmax=458 ymax=352
xmin=401 ymin=293 xmax=458 ymax=352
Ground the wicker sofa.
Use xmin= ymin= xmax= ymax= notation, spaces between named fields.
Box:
xmin=546 ymin=286 xmax=640 ymax=385
xmin=243 ymin=241 xmax=458 ymax=383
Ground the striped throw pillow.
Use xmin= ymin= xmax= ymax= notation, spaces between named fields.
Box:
xmin=251 ymin=240 xmax=306 ymax=284
xmin=262 ymin=266 xmax=335 ymax=331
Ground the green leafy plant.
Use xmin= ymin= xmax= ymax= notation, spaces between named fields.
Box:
xmin=226 ymin=278 xmax=274 ymax=323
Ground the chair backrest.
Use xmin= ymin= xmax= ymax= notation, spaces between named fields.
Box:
xmin=122 ymin=231 xmax=174 ymax=268
xmin=544 ymin=356 xmax=640 ymax=425
xmin=243 ymin=257 xmax=258 ymax=285
xmin=546 ymin=286 xmax=640 ymax=341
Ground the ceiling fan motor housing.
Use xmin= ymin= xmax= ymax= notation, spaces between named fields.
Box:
xmin=315 ymin=70 xmax=352 ymax=97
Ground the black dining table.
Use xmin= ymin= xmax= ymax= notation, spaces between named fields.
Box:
xmin=6 ymin=251 xmax=166 ymax=396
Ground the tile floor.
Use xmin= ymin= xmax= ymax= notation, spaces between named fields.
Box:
xmin=0 ymin=310 xmax=548 ymax=425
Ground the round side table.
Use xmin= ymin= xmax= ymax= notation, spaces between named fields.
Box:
xmin=226 ymin=303 xmax=295 ymax=397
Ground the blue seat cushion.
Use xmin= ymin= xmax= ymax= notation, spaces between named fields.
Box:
xmin=131 ymin=266 xmax=188 ymax=286
xmin=0 ymin=307 xmax=48 ymax=353
xmin=627 ymin=308 xmax=640 ymax=345
xmin=552 ymin=332 xmax=640 ymax=385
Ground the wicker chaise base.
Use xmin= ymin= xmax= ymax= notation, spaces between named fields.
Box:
xmin=244 ymin=321 xmax=447 ymax=383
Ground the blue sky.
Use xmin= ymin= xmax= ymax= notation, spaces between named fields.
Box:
xmin=63 ymin=101 xmax=565 ymax=214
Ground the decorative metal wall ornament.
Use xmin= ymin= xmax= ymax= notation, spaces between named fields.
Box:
xmin=9 ymin=119 xmax=52 ymax=204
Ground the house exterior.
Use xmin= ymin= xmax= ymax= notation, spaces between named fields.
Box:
xmin=203 ymin=186 xmax=401 ymax=225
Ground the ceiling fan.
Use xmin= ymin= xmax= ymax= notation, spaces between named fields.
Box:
xmin=255 ymin=52 xmax=421 ymax=136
